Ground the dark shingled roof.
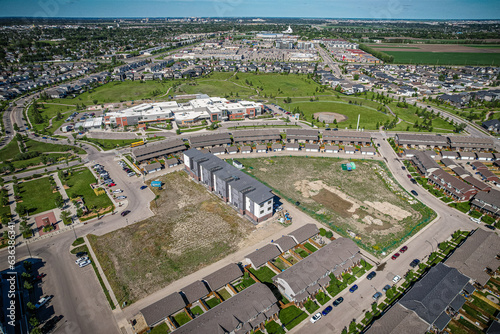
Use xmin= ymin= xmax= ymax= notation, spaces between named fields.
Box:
xmin=445 ymin=229 xmax=500 ymax=286
xmin=189 ymin=133 xmax=231 ymax=148
xmin=132 ymin=139 xmax=186 ymax=161
xmin=245 ymin=244 xmax=281 ymax=268
xmin=399 ymin=263 xmax=469 ymax=326
xmin=288 ymin=224 xmax=319 ymax=244
xmin=366 ymin=303 xmax=429 ymax=334
xmin=272 ymin=236 xmax=297 ymax=253
xmin=202 ymin=264 xmax=243 ymax=291
xmin=140 ymin=292 xmax=186 ymax=327
xmin=172 ymin=283 xmax=278 ymax=334
xmin=181 ymin=281 xmax=210 ymax=304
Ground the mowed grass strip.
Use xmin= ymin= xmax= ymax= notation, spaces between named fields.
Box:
xmin=61 ymin=168 xmax=112 ymax=210
xmin=87 ymin=171 xmax=254 ymax=306
xmin=18 ymin=177 xmax=59 ymax=215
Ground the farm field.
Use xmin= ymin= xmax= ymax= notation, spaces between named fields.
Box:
xmin=383 ymin=51 xmax=500 ymax=66
xmin=239 ymin=157 xmax=435 ymax=256
xmin=87 ymin=171 xmax=255 ymax=305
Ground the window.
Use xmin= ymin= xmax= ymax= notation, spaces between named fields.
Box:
xmin=260 ymin=210 xmax=264 ymax=215
xmin=267 ymin=200 xmax=272 ymax=205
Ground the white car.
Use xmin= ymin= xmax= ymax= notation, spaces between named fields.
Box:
xmin=310 ymin=312 xmax=322 ymax=324
xmin=116 ymin=196 xmax=127 ymax=200
xmin=469 ymin=217 xmax=481 ymax=224
xmin=35 ymin=295 xmax=52 ymax=309
xmin=127 ymin=172 xmax=136 ymax=177
xmin=75 ymin=256 xmax=89 ymax=265
xmin=113 ymin=189 xmax=123 ymax=194
xmin=79 ymin=260 xmax=91 ymax=268
xmin=393 ymin=275 xmax=401 ymax=284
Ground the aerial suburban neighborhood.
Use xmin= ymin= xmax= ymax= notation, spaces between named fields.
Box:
xmin=1 ymin=3 xmax=500 ymax=334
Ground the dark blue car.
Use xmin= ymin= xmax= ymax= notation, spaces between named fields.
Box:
xmin=322 ymin=306 xmax=333 ymax=316
xmin=349 ymin=284 xmax=358 ymax=293
xmin=140 ymin=185 xmax=147 ymax=190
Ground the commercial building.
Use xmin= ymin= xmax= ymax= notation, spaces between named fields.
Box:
xmin=183 ymin=149 xmax=274 ymax=223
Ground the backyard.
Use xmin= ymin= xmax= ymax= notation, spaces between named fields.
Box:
xmin=87 ymin=171 xmax=255 ymax=305
xmin=240 ymin=156 xmax=435 ymax=256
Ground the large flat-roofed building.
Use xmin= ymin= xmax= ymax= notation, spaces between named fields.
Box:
xmin=103 ymin=97 xmax=263 ymax=126
xmin=285 ymin=129 xmax=319 ymax=143
xmin=322 ymin=130 xmax=372 ymax=145
xmin=132 ymin=139 xmax=187 ymax=162
xmin=172 ymin=283 xmax=279 ymax=334
xmin=395 ymin=133 xmax=449 ymax=148
xmin=188 ymin=132 xmax=231 ymax=148
xmin=447 ymin=136 xmax=495 ymax=151
xmin=232 ymin=129 xmax=281 ymax=143
xmin=183 ymin=149 xmax=274 ymax=222
xmin=445 ymin=229 xmax=500 ymax=286
xmin=273 ymin=238 xmax=361 ymax=302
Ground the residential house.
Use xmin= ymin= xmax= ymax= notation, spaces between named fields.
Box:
xmin=132 ymin=139 xmax=186 ymax=162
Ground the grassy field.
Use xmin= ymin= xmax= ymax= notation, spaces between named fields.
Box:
xmin=387 ymin=102 xmax=456 ymax=132
xmin=279 ymin=306 xmax=308 ymax=331
xmin=384 ymin=51 xmax=500 ymax=65
xmin=0 ymin=139 xmax=21 ymax=161
xmin=87 ymin=171 xmax=255 ymax=305
xmin=80 ymin=136 xmax=145 ymax=150
xmin=239 ymin=157 xmax=435 ymax=255
xmin=18 ymin=177 xmax=59 ymax=215
xmin=28 ymin=102 xmax=75 ymax=133
xmin=60 ymin=168 xmax=113 ymax=211
xmin=249 ymin=266 xmax=277 ymax=284
xmin=177 ymin=78 xmax=255 ymax=99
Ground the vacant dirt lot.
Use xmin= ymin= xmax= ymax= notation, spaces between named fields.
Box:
xmin=368 ymin=43 xmax=500 ymax=53
xmin=88 ymin=171 xmax=256 ymax=305
xmin=240 ymin=157 xmax=435 ymax=255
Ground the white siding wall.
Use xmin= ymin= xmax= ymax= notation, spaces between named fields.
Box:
xmin=254 ymin=198 xmax=273 ymax=218
xmin=184 ymin=154 xmax=191 ymax=168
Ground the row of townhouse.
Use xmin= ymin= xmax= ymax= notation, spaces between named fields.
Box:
xmin=183 ymin=149 xmax=275 ymax=223
xmin=395 ymin=133 xmax=495 ymax=151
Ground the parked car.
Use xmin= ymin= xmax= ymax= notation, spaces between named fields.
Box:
xmin=127 ymin=172 xmax=136 ymax=177
xmin=407 ymin=174 xmax=412 ymax=179
xmin=76 ymin=252 xmax=87 ymax=258
xmin=410 ymin=259 xmax=420 ymax=268
xmin=332 ymin=297 xmax=344 ymax=307
xmin=310 ymin=312 xmax=322 ymax=324
xmin=373 ymin=292 xmax=382 ymax=301
xmin=113 ymin=189 xmax=123 ymax=194
xmin=401 ymin=166 xmax=406 ymax=170
xmin=393 ymin=275 xmax=401 ymax=283
xmin=400 ymin=246 xmax=408 ymax=253
xmin=75 ymin=256 xmax=89 ymax=265
xmin=322 ymin=306 xmax=333 ymax=316
xmin=108 ymin=183 xmax=116 ymax=187
xmin=349 ymin=284 xmax=358 ymax=293
xmin=411 ymin=190 xmax=418 ymax=196
xmin=367 ymin=271 xmax=376 ymax=280
xmin=410 ymin=178 xmax=417 ymax=184
xmin=121 ymin=210 xmax=130 ymax=217
xmin=35 ymin=295 xmax=52 ymax=309
xmin=140 ymin=185 xmax=147 ymax=190
xmin=470 ymin=217 xmax=481 ymax=224
xmin=485 ymin=224 xmax=496 ymax=230
xmin=116 ymin=196 xmax=127 ymax=200
xmin=391 ymin=253 xmax=400 ymax=260
xmin=79 ymin=260 xmax=91 ymax=268
xmin=382 ymin=285 xmax=391 ymax=293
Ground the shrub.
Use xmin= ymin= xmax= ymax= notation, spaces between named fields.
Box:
xmin=319 ymin=228 xmax=326 ymax=236
xmin=325 ymin=230 xmax=333 ymax=238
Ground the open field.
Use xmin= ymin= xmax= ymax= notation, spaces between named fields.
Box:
xmin=17 ymin=177 xmax=59 ymax=215
xmin=368 ymin=43 xmax=500 ymax=53
xmin=28 ymin=102 xmax=75 ymax=133
xmin=87 ymin=171 xmax=255 ymax=305
xmin=177 ymin=79 xmax=255 ymax=99
xmin=60 ymin=167 xmax=113 ymax=211
xmin=383 ymin=51 xmax=500 ymax=65
xmin=240 ymin=157 xmax=435 ymax=255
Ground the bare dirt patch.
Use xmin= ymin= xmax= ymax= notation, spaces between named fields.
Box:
xmin=363 ymin=201 xmax=411 ymax=221
xmin=313 ymin=112 xmax=348 ymax=122
xmin=312 ymin=189 xmax=354 ymax=218
xmin=88 ymin=171 xmax=256 ymax=305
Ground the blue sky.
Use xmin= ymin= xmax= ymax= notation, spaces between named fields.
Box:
xmin=1 ymin=0 xmax=499 ymax=19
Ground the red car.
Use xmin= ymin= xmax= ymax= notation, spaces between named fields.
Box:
xmin=407 ymin=174 xmax=412 ymax=179
xmin=109 ymin=183 xmax=116 ymax=187
xmin=400 ymin=246 xmax=408 ymax=253
xmin=391 ymin=253 xmax=400 ymax=260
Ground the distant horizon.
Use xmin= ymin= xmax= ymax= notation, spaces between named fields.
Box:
xmin=2 ymin=0 xmax=499 ymax=20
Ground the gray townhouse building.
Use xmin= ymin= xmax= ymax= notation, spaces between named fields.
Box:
xmin=183 ymin=149 xmax=274 ymax=223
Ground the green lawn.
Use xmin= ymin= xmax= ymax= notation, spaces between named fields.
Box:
xmin=72 ymin=237 xmax=85 ymax=247
xmin=273 ymin=258 xmax=289 ymax=272
xmin=61 ymin=168 xmax=113 ymax=210
xmin=234 ymin=274 xmax=256 ymax=292
xmin=177 ymin=79 xmax=255 ymax=99
xmin=205 ymin=297 xmax=221 ymax=309
xmin=28 ymin=102 xmax=75 ymax=133
xmin=150 ymin=322 xmax=170 ymax=334
xmin=295 ymin=248 xmax=309 ymax=258
xmin=304 ymin=242 xmax=318 ymax=253
xmin=0 ymin=139 xmax=21 ymax=161
xmin=190 ymin=305 xmax=204 ymax=316
xmin=218 ymin=288 xmax=232 ymax=301
xmin=470 ymin=296 xmax=498 ymax=316
xmin=265 ymin=320 xmax=285 ymax=334
xmin=18 ymin=177 xmax=59 ymax=215
xmin=173 ymin=311 xmax=191 ymax=327
xmin=303 ymin=299 xmax=320 ymax=314
xmin=326 ymin=277 xmax=348 ymax=297
xmin=315 ymin=291 xmax=331 ymax=305
xmin=279 ymin=306 xmax=309 ymax=331
xmin=80 ymin=136 xmax=145 ymax=151
xmin=25 ymin=139 xmax=85 ymax=154
xmin=384 ymin=51 xmax=500 ymax=66
xmin=249 ymin=266 xmax=277 ymax=284
xmin=450 ymin=201 xmax=471 ymax=213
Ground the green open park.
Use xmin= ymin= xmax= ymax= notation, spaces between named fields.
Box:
xmin=16 ymin=177 xmax=60 ymax=215
xmin=60 ymin=168 xmax=113 ymax=211
xmin=384 ymin=51 xmax=500 ymax=66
